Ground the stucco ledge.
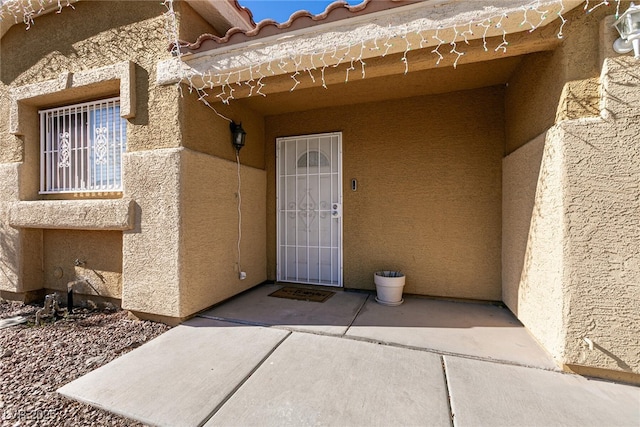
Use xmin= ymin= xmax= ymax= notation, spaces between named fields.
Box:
xmin=9 ymin=61 xmax=136 ymax=136
xmin=9 ymin=199 xmax=135 ymax=231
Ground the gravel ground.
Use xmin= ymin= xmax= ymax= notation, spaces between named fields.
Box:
xmin=0 ymin=299 xmax=171 ymax=426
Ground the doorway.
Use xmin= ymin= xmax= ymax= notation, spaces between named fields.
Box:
xmin=276 ymin=132 xmax=343 ymax=286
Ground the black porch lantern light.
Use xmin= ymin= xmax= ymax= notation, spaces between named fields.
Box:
xmin=230 ymin=121 xmax=246 ymax=152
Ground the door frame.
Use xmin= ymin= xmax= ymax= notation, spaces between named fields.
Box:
xmin=276 ymin=132 xmax=343 ymax=287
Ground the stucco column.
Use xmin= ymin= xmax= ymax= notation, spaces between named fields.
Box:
xmin=120 ymin=146 xmax=267 ymax=321
xmin=121 ymin=148 xmax=183 ymax=318
xmin=504 ymin=57 xmax=640 ymax=382
xmin=0 ymin=102 xmax=43 ymax=299
xmin=560 ymin=57 xmax=640 ymax=380
xmin=503 ymin=130 xmax=568 ymax=363
xmin=0 ymin=163 xmax=43 ymax=298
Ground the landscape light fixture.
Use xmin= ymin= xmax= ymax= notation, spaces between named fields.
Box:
xmin=613 ymin=2 xmax=640 ymax=59
xmin=230 ymin=121 xmax=246 ymax=152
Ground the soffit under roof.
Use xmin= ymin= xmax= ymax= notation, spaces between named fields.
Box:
xmin=233 ymin=54 xmax=524 ymax=116
xmin=183 ymin=0 xmax=254 ymax=33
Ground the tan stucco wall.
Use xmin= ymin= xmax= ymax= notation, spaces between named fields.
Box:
xmin=8 ymin=199 xmax=135 ymax=230
xmin=0 ymin=0 xmax=213 ymax=138
xmin=180 ymin=90 xmax=266 ymax=169
xmin=562 ymin=56 xmax=640 ymax=378
xmin=502 ymin=132 xmax=545 ymax=313
xmin=503 ymin=132 xmax=567 ymax=362
xmin=505 ymin=6 xmax=606 ymax=154
xmin=266 ymin=87 xmax=504 ymax=300
xmin=179 ymin=149 xmax=267 ymax=316
xmin=502 ymin=6 xmax=640 ymax=382
xmin=0 ymin=163 xmax=43 ymax=294
xmin=174 ymin=89 xmax=267 ymax=317
xmin=0 ymin=0 xmax=179 ymax=169
xmin=0 ymin=1 xmax=179 ymax=303
xmin=1 ymin=0 xmax=265 ymax=319
xmin=503 ymin=56 xmax=640 ymax=380
xmin=43 ymin=229 xmax=123 ymax=299
xmin=121 ymin=148 xmax=181 ymax=317
xmin=176 ymin=0 xmax=219 ymax=45
xmin=561 ymin=116 xmax=640 ymax=378
xmin=121 ymin=146 xmax=267 ymax=319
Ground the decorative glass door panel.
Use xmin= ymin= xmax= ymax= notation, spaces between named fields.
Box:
xmin=277 ymin=133 xmax=342 ymax=286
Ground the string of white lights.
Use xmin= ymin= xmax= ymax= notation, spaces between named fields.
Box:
xmin=449 ymin=25 xmax=464 ymax=68
xmin=168 ymin=0 xmax=622 ymax=104
xmin=0 ymin=0 xmax=73 ymax=30
xmin=174 ymin=1 xmax=566 ymax=102
xmin=585 ymin=0 xmax=611 ymax=14
xmin=431 ymin=26 xmax=445 ymax=65
xmin=5 ymin=0 xmax=617 ymax=109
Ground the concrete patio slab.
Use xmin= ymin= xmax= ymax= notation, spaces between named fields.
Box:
xmin=205 ymin=332 xmax=451 ymax=426
xmin=346 ymin=297 xmax=557 ymax=369
xmin=58 ymin=317 xmax=289 ymax=427
xmin=57 ymin=287 xmax=639 ymax=427
xmin=199 ymin=284 xmax=368 ymax=335
xmin=445 ymin=355 xmax=640 ymax=427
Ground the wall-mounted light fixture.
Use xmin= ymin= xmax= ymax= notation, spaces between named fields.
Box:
xmin=230 ymin=121 xmax=246 ymax=152
xmin=613 ymin=2 xmax=640 ymax=59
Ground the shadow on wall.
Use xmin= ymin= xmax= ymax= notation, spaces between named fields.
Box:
xmin=0 ymin=1 xmax=164 ymax=85
xmin=590 ymin=342 xmax=634 ymax=371
xmin=517 ymin=134 xmax=559 ymax=300
xmin=600 ymin=57 xmax=640 ymax=121
xmin=556 ymin=79 xmax=601 ymax=121
xmin=0 ymin=222 xmax=18 ymax=288
xmin=130 ymin=64 xmax=150 ymax=127
xmin=43 ymin=229 xmax=123 ymax=300
xmin=502 ymin=133 xmax=546 ymax=316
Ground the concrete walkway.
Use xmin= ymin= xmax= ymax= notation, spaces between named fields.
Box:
xmin=59 ymin=284 xmax=640 ymax=427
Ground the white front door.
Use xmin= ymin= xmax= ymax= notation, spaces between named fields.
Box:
xmin=277 ymin=133 xmax=342 ymax=287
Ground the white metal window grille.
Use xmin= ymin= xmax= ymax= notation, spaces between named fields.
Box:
xmin=39 ymin=97 xmax=126 ymax=194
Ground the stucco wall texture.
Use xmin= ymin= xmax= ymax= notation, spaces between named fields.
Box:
xmin=121 ymin=147 xmax=267 ymax=319
xmin=179 ymin=149 xmax=267 ymax=316
xmin=174 ymin=82 xmax=268 ymax=319
xmin=503 ymin=132 xmax=567 ymax=363
xmin=266 ymin=87 xmax=504 ymax=301
xmin=503 ymin=57 xmax=640 ymax=381
xmin=181 ymin=90 xmax=266 ymax=170
xmin=0 ymin=1 xmax=177 ymax=302
xmin=562 ymin=56 xmax=640 ymax=380
xmin=44 ymin=229 xmax=123 ymax=299
xmin=504 ymin=6 xmax=605 ymax=154
xmin=0 ymin=163 xmax=42 ymax=295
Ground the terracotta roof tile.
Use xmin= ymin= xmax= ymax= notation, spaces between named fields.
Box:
xmin=175 ymin=0 xmax=421 ymax=54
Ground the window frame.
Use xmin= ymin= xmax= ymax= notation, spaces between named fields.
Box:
xmin=38 ymin=97 xmax=127 ymax=195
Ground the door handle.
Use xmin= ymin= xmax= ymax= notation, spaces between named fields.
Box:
xmin=331 ymin=203 xmax=342 ymax=218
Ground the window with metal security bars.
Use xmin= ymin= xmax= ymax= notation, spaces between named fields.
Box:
xmin=39 ymin=97 xmax=126 ymax=194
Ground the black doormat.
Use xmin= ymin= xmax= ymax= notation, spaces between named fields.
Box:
xmin=268 ymin=287 xmax=335 ymax=303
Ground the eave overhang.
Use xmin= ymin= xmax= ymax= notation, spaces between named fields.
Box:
xmin=157 ymin=0 xmax=582 ymax=90
xmin=183 ymin=0 xmax=254 ymax=33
